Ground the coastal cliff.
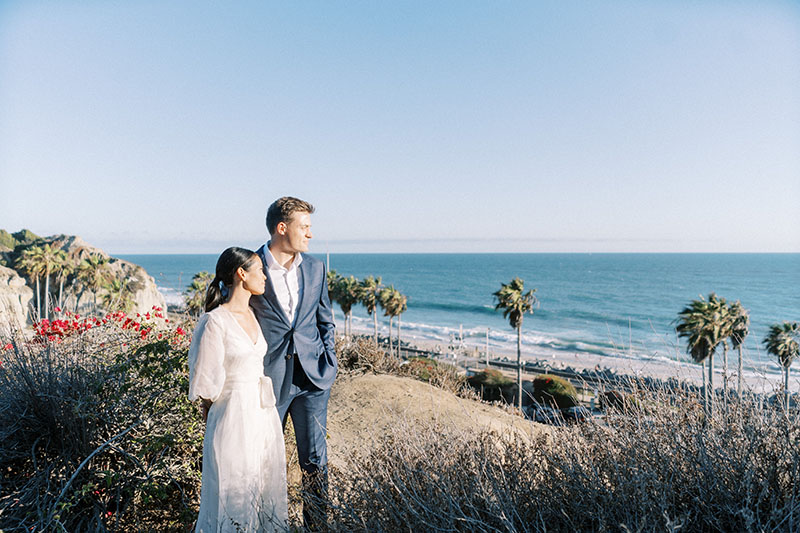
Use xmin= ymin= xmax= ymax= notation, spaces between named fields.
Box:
xmin=0 ymin=230 xmax=166 ymax=326
xmin=0 ymin=265 xmax=34 ymax=332
xmin=46 ymin=235 xmax=166 ymax=315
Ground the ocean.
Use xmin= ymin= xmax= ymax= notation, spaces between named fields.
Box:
xmin=119 ymin=253 xmax=799 ymax=376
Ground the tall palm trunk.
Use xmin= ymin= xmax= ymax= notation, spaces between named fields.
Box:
xmin=707 ymin=353 xmax=715 ymax=417
xmin=373 ymin=311 xmax=378 ymax=346
xmin=737 ymin=345 xmax=743 ymax=400
xmin=722 ymin=342 xmax=729 ymax=411
xmin=516 ymin=325 xmax=522 ymax=410
xmin=785 ymin=366 xmax=790 ymax=408
xmin=44 ymin=268 xmax=51 ymax=320
xmin=701 ymin=359 xmax=708 ymax=416
xmin=35 ymin=276 xmax=41 ymax=320
xmin=58 ymin=276 xmax=64 ymax=310
xmin=388 ymin=316 xmax=394 ymax=355
xmin=398 ymin=314 xmax=402 ymax=357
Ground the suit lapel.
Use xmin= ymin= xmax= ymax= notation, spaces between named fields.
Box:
xmin=257 ymin=245 xmax=292 ymax=326
xmin=294 ymin=254 xmax=310 ymax=325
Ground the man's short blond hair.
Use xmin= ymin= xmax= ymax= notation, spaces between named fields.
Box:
xmin=266 ymin=196 xmax=315 ymax=235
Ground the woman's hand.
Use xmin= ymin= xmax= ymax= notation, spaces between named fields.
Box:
xmin=200 ymin=398 xmax=213 ymax=423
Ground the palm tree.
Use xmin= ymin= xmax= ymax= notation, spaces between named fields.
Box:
xmin=676 ymin=293 xmax=727 ymax=415
xmin=493 ymin=277 xmax=538 ymax=410
xmin=52 ymin=250 xmax=74 ymax=311
xmin=728 ymin=301 xmax=750 ymax=400
xmin=763 ymin=322 xmax=800 ymax=407
xmin=101 ymin=278 xmax=135 ymax=313
xmin=358 ymin=276 xmax=383 ymax=345
xmin=15 ymin=246 xmax=45 ymax=319
xmin=335 ymin=276 xmax=360 ymax=337
xmin=185 ymin=271 xmax=213 ymax=316
xmin=379 ymin=285 xmax=406 ymax=356
xmin=39 ymin=244 xmax=65 ymax=319
xmin=76 ymin=254 xmax=112 ymax=313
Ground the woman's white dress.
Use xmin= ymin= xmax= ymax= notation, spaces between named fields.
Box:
xmin=188 ymin=306 xmax=288 ymax=533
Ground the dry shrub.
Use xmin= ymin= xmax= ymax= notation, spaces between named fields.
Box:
xmin=338 ymin=337 xmax=483 ymax=403
xmin=315 ymin=386 xmax=800 ymax=533
xmin=336 ymin=335 xmax=401 ymax=375
xmin=0 ymin=322 xmax=201 ymax=532
xmin=398 ymin=356 xmax=468 ymax=396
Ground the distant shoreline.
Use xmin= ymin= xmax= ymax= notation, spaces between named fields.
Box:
xmin=341 ymin=320 xmax=792 ymax=396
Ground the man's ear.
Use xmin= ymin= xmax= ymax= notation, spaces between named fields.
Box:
xmin=277 ymin=221 xmax=287 ymax=235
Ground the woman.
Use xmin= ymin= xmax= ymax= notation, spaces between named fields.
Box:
xmin=189 ymin=247 xmax=288 ymax=532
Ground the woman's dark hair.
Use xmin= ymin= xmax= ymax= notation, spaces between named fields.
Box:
xmin=205 ymin=247 xmax=260 ymax=312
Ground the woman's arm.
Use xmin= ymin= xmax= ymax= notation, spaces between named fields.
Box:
xmin=199 ymin=398 xmax=213 ymax=422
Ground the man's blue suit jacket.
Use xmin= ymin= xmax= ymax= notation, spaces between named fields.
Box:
xmin=251 ymin=245 xmax=337 ymax=406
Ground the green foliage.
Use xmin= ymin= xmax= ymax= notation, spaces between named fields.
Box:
xmin=358 ymin=275 xmax=383 ymax=315
xmin=75 ymin=254 xmax=113 ymax=311
xmin=184 ymin=271 xmax=212 ymax=316
xmin=379 ymin=285 xmax=407 ymax=319
xmin=101 ymin=279 xmax=135 ymax=313
xmin=493 ymin=277 xmax=537 ymax=330
xmin=467 ymin=368 xmax=515 ymax=402
xmin=675 ymin=293 xmax=730 ymax=363
xmin=326 ymin=269 xmax=342 ymax=300
xmin=0 ymin=228 xmax=41 ymax=250
xmin=728 ymin=300 xmax=750 ymax=348
xmin=12 ymin=228 xmax=41 ymax=244
xmin=763 ymin=322 xmax=800 ymax=369
xmin=0 ymin=229 xmax=16 ymax=249
xmin=334 ymin=275 xmax=360 ymax=316
xmin=532 ymin=374 xmax=579 ymax=409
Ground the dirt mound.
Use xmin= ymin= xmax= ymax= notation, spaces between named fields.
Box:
xmin=326 ymin=372 xmax=546 ymax=465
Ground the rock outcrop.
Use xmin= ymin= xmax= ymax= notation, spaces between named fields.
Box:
xmin=47 ymin=235 xmax=167 ymax=317
xmin=1 ymin=233 xmax=166 ymax=322
xmin=0 ymin=265 xmax=34 ymax=333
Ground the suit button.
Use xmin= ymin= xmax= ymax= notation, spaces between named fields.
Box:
xmin=286 ymin=353 xmax=293 ymax=360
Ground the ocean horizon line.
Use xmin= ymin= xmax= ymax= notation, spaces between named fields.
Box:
xmin=116 ymin=251 xmax=800 ymax=256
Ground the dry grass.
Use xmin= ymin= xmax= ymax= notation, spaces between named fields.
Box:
xmin=313 ymin=385 xmax=800 ymax=533
xmin=2 ymin=327 xmax=798 ymax=532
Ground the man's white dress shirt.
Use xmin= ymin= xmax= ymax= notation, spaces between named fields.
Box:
xmin=264 ymin=244 xmax=303 ymax=324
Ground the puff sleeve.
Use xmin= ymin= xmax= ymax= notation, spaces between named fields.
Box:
xmin=188 ymin=312 xmax=226 ymax=402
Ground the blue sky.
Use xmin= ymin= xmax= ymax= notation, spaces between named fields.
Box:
xmin=1 ymin=1 xmax=798 ymax=253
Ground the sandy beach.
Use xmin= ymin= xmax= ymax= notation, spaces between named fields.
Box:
xmin=340 ymin=319 xmax=794 ymax=396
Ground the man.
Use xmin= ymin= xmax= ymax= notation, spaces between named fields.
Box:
xmin=251 ymin=196 xmax=337 ymax=530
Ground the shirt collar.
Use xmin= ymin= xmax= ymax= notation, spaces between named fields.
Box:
xmin=264 ymin=242 xmax=303 ymax=272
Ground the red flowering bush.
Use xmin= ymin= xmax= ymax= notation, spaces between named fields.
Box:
xmin=30 ymin=306 xmax=190 ymax=348
xmin=32 ymin=312 xmax=95 ymax=342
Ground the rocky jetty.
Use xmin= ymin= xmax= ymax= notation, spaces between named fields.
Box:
xmin=0 ymin=232 xmax=166 ymax=325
